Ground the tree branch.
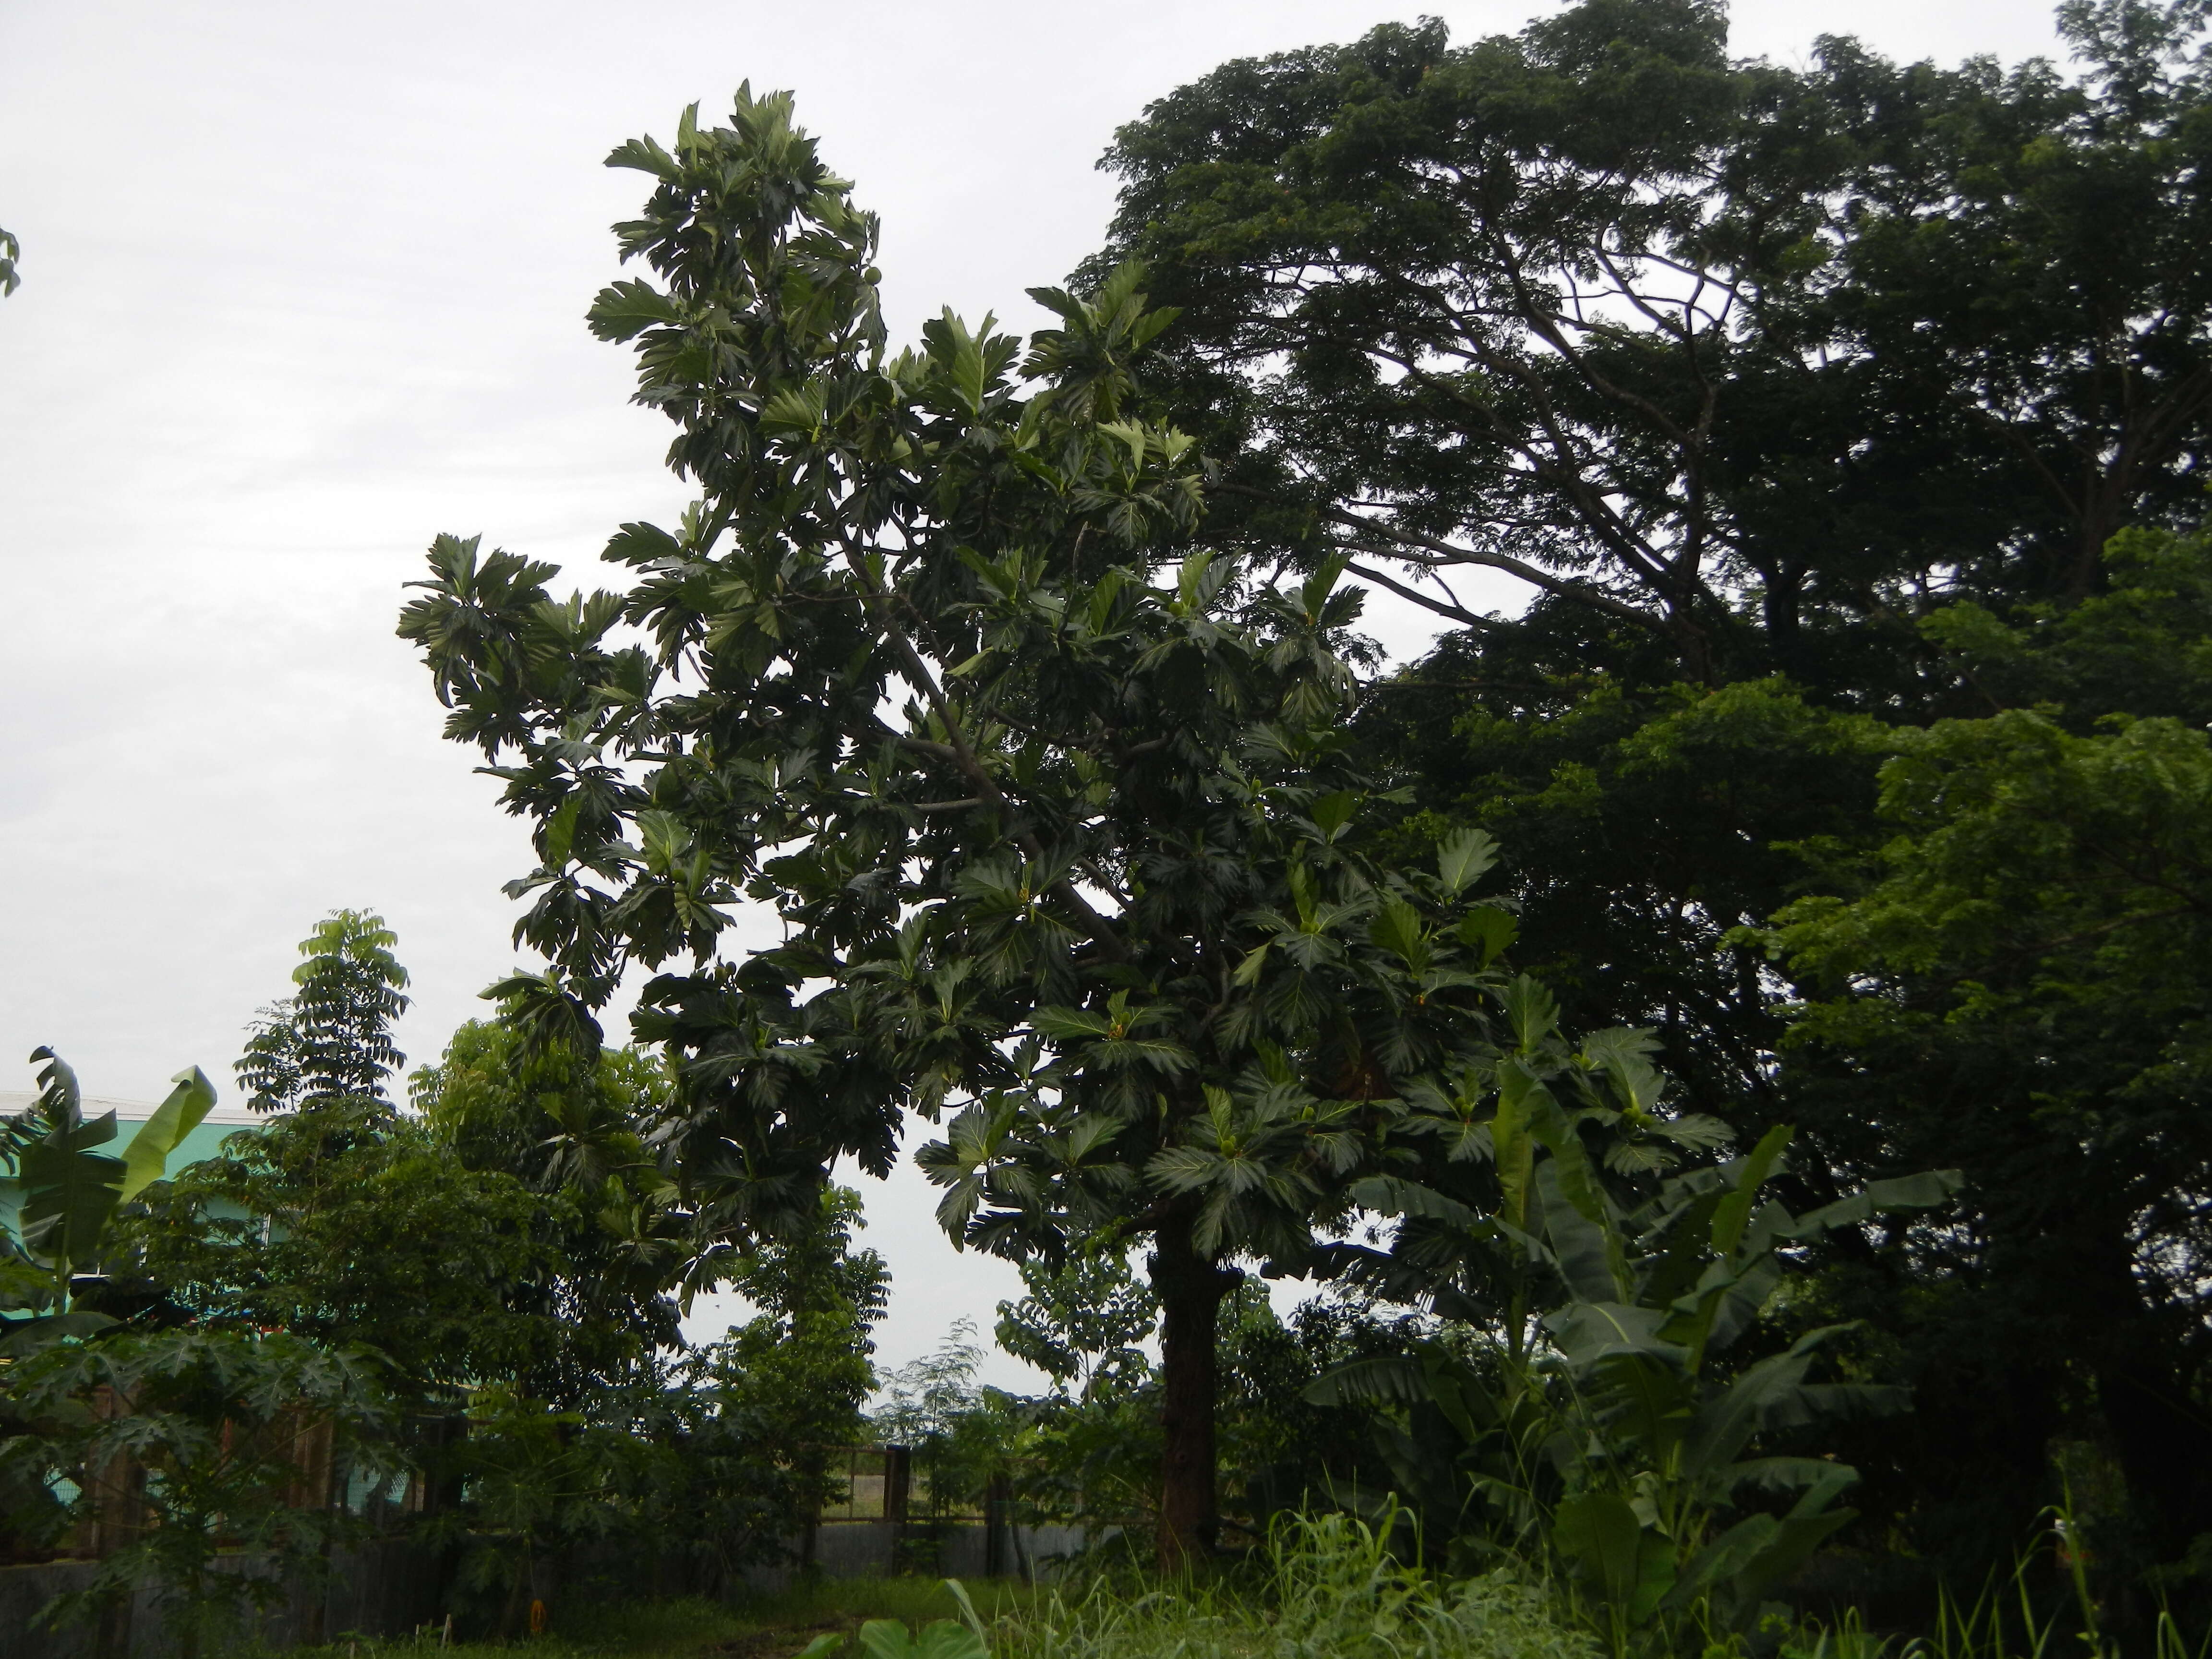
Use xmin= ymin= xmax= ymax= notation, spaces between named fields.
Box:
xmin=844 ymin=541 xmax=1131 ymax=961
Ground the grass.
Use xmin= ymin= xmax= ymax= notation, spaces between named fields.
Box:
xmin=264 ymin=1579 xmax=1031 ymax=1659
xmin=989 ymin=1514 xmax=1595 ymax=1659
xmin=248 ymin=1512 xmax=2212 ymax=1659
xmin=256 ymin=1516 xmax=1589 ymax=1659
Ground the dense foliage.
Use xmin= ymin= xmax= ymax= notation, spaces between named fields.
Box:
xmin=8 ymin=3 xmax=2212 ymax=1652
xmin=2 ymin=915 xmax=886 ymax=1645
xmin=1089 ymin=0 xmax=2212 ymax=1596
xmin=396 ymin=87 xmax=1572 ymax=1563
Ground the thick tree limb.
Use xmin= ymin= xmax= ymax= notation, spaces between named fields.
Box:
xmin=1217 ymin=482 xmax=1665 ymax=633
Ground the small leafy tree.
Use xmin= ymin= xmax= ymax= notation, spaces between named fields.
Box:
xmin=127 ymin=925 xmax=616 ymax=1407
xmin=126 ymin=1110 xmax=565 ymax=1401
xmin=425 ymin=1185 xmax=885 ymax=1622
xmin=408 ymin=1019 xmax=687 ymax=1402
xmin=412 ymin=1019 xmax=673 ymax=1199
xmin=995 ymin=1244 xmax=1156 ymax=1397
xmin=397 ymin=88 xmax=1570 ymax=1561
xmin=11 ymin=1329 xmax=392 ymax=1659
xmin=238 ymin=909 xmax=409 ymax=1121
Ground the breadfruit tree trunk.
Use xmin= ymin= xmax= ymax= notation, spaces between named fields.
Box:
xmin=1152 ymin=1209 xmax=1240 ymax=1570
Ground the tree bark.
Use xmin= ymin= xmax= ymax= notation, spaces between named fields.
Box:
xmin=1150 ymin=1211 xmax=1240 ymax=1571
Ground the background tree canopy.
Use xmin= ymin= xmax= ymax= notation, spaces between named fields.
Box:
xmin=1091 ymin=0 xmax=2212 ymax=1580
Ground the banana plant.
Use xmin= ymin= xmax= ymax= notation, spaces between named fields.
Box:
xmin=1312 ymin=1019 xmax=1958 ymax=1647
xmin=0 ymin=1046 xmax=217 ymax=1342
xmin=1535 ymin=1128 xmax=1956 ymax=1644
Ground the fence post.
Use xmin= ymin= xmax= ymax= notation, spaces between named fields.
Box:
xmin=883 ymin=1444 xmax=911 ymax=1574
xmin=883 ymin=1444 xmax=911 ymax=1526
xmin=984 ymin=1473 xmax=1012 ymax=1578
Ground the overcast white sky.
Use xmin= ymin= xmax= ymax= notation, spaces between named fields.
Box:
xmin=0 ymin=0 xmax=2064 ymax=1386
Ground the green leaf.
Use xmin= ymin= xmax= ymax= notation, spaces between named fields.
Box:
xmin=544 ymin=793 xmax=584 ymax=868
xmin=16 ymin=1130 xmax=124 ymax=1280
xmin=1711 ymin=1124 xmax=1793 ymax=1260
xmin=1437 ymin=827 xmax=1500 ymax=895
xmin=942 ymin=1580 xmax=988 ymax=1645
xmin=1492 ymin=1062 xmax=1540 ymax=1234
xmin=602 ymin=132 xmax=681 ymax=181
xmin=1456 ymin=904 xmax=1517 ymax=966
xmin=1369 ymin=899 xmax=1430 ymax=971
xmin=1552 ymin=1491 xmax=1677 ymax=1622
xmin=587 ymin=278 xmax=681 ymax=343
xmin=1496 ymin=974 xmax=1558 ymax=1053
xmin=603 ymin=520 xmax=686 ymax=567
xmin=118 ymin=1067 xmax=217 ymax=1202
xmin=1304 ymin=1353 xmax=1432 ymax=1408
xmin=1545 ymin=1300 xmax=1677 ymax=1365
xmin=854 ymin=1618 xmax=987 ymax=1659
xmin=1030 ymin=1007 xmax=1115 ymax=1041
xmin=1667 ymin=1513 xmax=1779 ymax=1611
xmin=1786 ymin=1168 xmax=1961 ymax=1238
xmin=1311 ymin=790 xmax=1359 ymax=841
xmin=1349 ymin=1175 xmax=1482 ymax=1230
xmin=1539 ymin=1168 xmax=1627 ymax=1303
xmin=1582 ymin=1027 xmax=1665 ymax=1117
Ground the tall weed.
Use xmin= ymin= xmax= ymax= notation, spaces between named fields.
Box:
xmin=993 ymin=1512 xmax=1595 ymax=1659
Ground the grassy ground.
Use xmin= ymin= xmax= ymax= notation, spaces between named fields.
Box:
xmin=257 ymin=1516 xmax=1600 ymax=1659
xmin=234 ymin=1513 xmax=2209 ymax=1659
xmin=271 ymin=1579 xmax=1029 ymax=1659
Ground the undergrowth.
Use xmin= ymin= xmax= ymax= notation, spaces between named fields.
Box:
xmin=243 ymin=1509 xmax=2212 ymax=1659
xmin=990 ymin=1513 xmax=1594 ymax=1659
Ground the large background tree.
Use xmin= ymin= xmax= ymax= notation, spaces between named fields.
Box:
xmin=1093 ymin=0 xmax=2212 ymax=1574
xmin=1100 ymin=0 xmax=2212 ymax=672
xmin=1761 ymin=523 xmax=2212 ymax=1571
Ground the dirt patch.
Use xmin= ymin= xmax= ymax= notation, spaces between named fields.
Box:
xmin=714 ymin=1614 xmax=857 ymax=1658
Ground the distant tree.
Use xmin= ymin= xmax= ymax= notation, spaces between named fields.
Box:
xmin=1094 ymin=0 xmax=2212 ymax=1570
xmin=1765 ymin=525 xmax=2212 ymax=1559
xmin=1099 ymin=0 xmax=2212 ymax=677
xmin=0 ymin=228 xmax=19 ymax=297
xmin=704 ymin=1184 xmax=887 ymax=1467
xmin=872 ymin=1322 xmax=988 ymax=1455
xmin=237 ymin=910 xmax=409 ymax=1118
xmin=995 ymin=1244 xmax=1156 ymax=1397
xmin=130 ymin=924 xmax=676 ymax=1408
